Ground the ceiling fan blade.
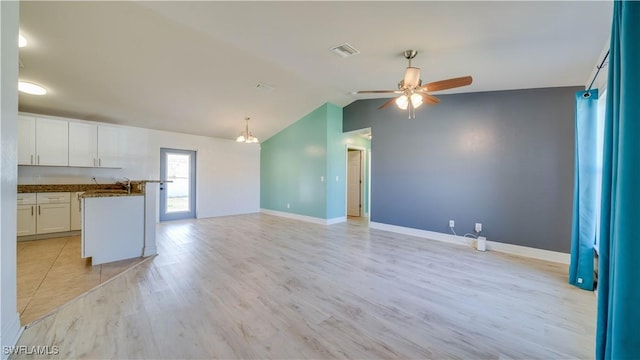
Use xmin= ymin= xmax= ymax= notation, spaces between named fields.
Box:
xmin=357 ymin=90 xmax=402 ymax=94
xmin=417 ymin=92 xmax=440 ymax=105
xmin=420 ymin=76 xmax=473 ymax=92
xmin=378 ymin=97 xmax=399 ymax=109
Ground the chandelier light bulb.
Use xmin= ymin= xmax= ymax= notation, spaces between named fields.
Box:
xmin=236 ymin=118 xmax=259 ymax=143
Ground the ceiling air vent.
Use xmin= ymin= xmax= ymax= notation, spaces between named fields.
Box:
xmin=256 ymin=83 xmax=275 ymax=93
xmin=330 ymin=43 xmax=360 ymax=58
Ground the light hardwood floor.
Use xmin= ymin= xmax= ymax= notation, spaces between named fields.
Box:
xmin=17 ymin=236 xmax=146 ymax=325
xmin=14 ymin=214 xmax=595 ymax=359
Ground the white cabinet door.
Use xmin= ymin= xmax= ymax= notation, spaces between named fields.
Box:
xmin=69 ymin=122 xmax=98 ymax=167
xmin=36 ymin=118 xmax=68 ymax=166
xmin=97 ymin=125 xmax=120 ymax=168
xmin=17 ymin=205 xmax=36 ymax=236
xmin=70 ymin=192 xmax=83 ymax=231
xmin=18 ymin=115 xmax=36 ymax=165
xmin=37 ymin=203 xmax=71 ymax=234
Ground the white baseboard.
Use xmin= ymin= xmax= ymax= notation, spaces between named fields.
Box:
xmin=326 ymin=216 xmax=347 ymax=225
xmin=1 ymin=312 xmax=23 ymax=360
xmin=369 ymin=222 xmax=570 ymax=264
xmin=143 ymin=245 xmax=157 ymax=257
xmin=260 ymin=209 xmax=346 ymax=225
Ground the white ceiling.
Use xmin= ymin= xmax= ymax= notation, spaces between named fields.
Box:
xmin=18 ymin=1 xmax=612 ymax=141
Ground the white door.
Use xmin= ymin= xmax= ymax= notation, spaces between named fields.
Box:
xmin=97 ymin=125 xmax=120 ymax=168
xmin=159 ymin=148 xmax=196 ymax=221
xmin=37 ymin=203 xmax=71 ymax=234
xmin=17 ymin=205 xmax=36 ymax=236
xmin=347 ymin=150 xmax=362 ymax=217
xmin=18 ymin=115 xmax=36 ymax=165
xmin=36 ymin=117 xmax=68 ymax=166
xmin=69 ymin=122 xmax=98 ymax=167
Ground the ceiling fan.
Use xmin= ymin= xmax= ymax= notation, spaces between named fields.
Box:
xmin=356 ymin=50 xmax=473 ymax=118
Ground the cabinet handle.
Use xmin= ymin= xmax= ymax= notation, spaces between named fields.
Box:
xmin=38 ymin=205 xmax=41 ymax=215
xmin=31 ymin=206 xmax=34 ymax=216
xmin=30 ymin=154 xmax=34 ymax=165
xmin=99 ymin=158 xmax=102 ymax=167
xmin=37 ymin=155 xmax=40 ymax=165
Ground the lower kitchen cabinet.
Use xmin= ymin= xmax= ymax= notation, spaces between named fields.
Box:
xmin=17 ymin=192 xmax=72 ymax=237
xmin=17 ymin=204 xmax=37 ymax=236
xmin=17 ymin=193 xmax=37 ymax=236
xmin=36 ymin=203 xmax=71 ymax=234
xmin=71 ymin=192 xmax=83 ymax=231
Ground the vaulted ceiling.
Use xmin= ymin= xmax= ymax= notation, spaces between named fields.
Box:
xmin=18 ymin=1 xmax=612 ymax=141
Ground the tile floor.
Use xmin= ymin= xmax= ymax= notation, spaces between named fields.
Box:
xmin=17 ymin=236 xmax=146 ymax=325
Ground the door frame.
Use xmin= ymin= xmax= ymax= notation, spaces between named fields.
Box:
xmin=345 ymin=145 xmax=367 ymax=218
xmin=159 ymin=147 xmax=197 ymax=221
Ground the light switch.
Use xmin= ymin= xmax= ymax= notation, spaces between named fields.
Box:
xmin=320 ymin=176 xmax=324 ymax=182
xmin=335 ymin=176 xmax=339 ymax=182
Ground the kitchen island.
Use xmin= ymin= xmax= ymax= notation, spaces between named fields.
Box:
xmin=81 ymin=192 xmax=144 ymax=265
xmin=18 ymin=181 xmax=159 ymax=265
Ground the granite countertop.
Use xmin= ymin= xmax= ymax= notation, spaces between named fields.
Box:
xmin=80 ymin=191 xmax=144 ymax=199
xmin=17 ymin=180 xmax=160 ymax=197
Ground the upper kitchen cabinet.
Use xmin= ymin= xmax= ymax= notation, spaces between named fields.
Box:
xmin=18 ymin=115 xmax=36 ymax=165
xmin=69 ymin=122 xmax=120 ymax=168
xmin=19 ymin=116 xmax=69 ymax=166
xmin=97 ymin=125 xmax=120 ymax=168
xmin=69 ymin=122 xmax=98 ymax=167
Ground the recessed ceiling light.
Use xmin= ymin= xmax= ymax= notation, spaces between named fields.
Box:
xmin=18 ymin=81 xmax=46 ymax=95
xmin=18 ymin=34 xmax=27 ymax=48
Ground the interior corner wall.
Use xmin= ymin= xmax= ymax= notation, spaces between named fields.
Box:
xmin=260 ymin=104 xmax=329 ymax=218
xmin=325 ymin=103 xmax=346 ymax=219
xmin=344 ymin=86 xmax=580 ymax=253
xmin=1 ymin=1 xmax=22 ymax=354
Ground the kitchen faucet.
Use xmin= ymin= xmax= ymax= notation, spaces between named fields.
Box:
xmin=117 ymin=177 xmax=131 ymax=194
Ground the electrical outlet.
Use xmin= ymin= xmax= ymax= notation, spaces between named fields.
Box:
xmin=449 ymin=220 xmax=455 ymax=228
xmin=475 ymin=223 xmax=482 ymax=232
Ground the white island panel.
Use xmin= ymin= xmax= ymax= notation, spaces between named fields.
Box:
xmin=82 ymin=195 xmax=144 ymax=265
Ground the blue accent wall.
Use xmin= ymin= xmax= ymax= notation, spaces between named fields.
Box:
xmin=261 ymin=103 xmax=346 ymax=220
xmin=344 ymin=86 xmax=579 ymax=252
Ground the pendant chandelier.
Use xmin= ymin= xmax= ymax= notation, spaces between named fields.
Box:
xmin=236 ymin=117 xmax=259 ymax=144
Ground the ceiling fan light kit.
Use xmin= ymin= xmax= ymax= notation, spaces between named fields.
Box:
xmin=356 ymin=49 xmax=473 ymax=118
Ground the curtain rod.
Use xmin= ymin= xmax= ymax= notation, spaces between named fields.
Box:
xmin=584 ymin=50 xmax=610 ymax=98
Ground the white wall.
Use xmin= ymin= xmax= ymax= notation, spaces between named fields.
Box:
xmin=19 ymin=119 xmax=261 ymax=219
xmin=1 ymin=1 xmax=23 ymax=356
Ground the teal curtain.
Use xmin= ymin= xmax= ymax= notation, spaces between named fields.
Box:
xmin=569 ymin=89 xmax=598 ymax=291
xmin=596 ymin=1 xmax=640 ymax=358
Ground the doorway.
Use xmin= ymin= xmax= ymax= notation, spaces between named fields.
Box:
xmin=160 ymin=148 xmax=196 ymax=221
xmin=347 ymin=148 xmax=365 ymax=217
